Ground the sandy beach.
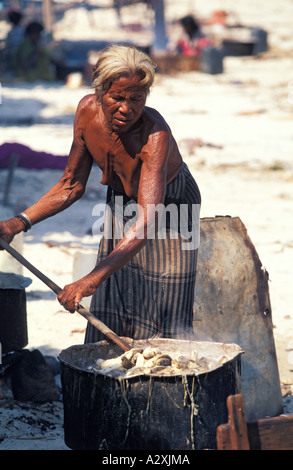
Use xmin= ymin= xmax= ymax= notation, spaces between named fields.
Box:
xmin=0 ymin=0 xmax=292 ymax=450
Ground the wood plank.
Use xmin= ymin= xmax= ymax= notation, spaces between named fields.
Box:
xmin=217 ymin=423 xmax=232 ymax=450
xmin=226 ymin=394 xmax=250 ymax=450
xmin=217 ymin=394 xmax=293 ymax=450
xmin=217 ymin=394 xmax=250 ymax=450
xmin=152 ymin=55 xmax=200 ymax=74
xmin=247 ymin=415 xmax=293 ymax=450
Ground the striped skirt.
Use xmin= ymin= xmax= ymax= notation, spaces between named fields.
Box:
xmin=85 ymin=162 xmax=201 ymax=343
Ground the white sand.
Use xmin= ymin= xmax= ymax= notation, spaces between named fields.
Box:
xmin=0 ymin=0 xmax=292 ymax=450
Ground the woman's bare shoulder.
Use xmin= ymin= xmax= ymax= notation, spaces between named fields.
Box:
xmin=74 ymin=94 xmax=98 ymax=130
xmin=76 ymin=93 xmax=97 ymax=114
xmin=143 ymin=106 xmax=170 ymax=131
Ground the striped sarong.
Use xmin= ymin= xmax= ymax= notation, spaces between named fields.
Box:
xmin=85 ymin=162 xmax=201 ymax=343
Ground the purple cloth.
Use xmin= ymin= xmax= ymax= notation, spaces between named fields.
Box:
xmin=0 ymin=143 xmax=68 ymax=170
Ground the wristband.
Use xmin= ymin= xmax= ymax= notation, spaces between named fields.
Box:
xmin=16 ymin=213 xmax=32 ymax=232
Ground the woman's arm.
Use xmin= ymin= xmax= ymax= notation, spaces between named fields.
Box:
xmin=20 ymin=144 xmax=93 ymax=226
xmin=23 ymin=96 xmax=94 ymax=226
xmin=0 ymin=101 xmax=94 ymax=244
xmin=0 ymin=146 xmax=93 ymax=244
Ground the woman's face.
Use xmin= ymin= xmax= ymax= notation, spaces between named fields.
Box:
xmin=101 ymin=74 xmax=147 ymax=133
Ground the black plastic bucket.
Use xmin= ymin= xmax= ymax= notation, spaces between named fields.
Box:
xmin=0 ymin=272 xmax=31 ymax=354
xmin=59 ymin=338 xmax=243 ymax=450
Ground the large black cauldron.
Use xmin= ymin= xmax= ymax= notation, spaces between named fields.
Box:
xmin=59 ymin=338 xmax=243 ymax=450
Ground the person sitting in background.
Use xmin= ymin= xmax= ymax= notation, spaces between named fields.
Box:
xmin=12 ymin=21 xmax=55 ymax=81
xmin=177 ymin=15 xmax=211 ymax=57
xmin=1 ymin=9 xmax=25 ymax=75
xmin=5 ymin=10 xmax=25 ymax=56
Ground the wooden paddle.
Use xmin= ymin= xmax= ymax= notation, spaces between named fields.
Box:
xmin=0 ymin=238 xmax=131 ymax=352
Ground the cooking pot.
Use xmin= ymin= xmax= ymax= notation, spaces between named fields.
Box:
xmin=59 ymin=338 xmax=243 ymax=450
xmin=0 ymin=272 xmax=31 ymax=354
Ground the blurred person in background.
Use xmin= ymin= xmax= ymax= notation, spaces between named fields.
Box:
xmin=5 ymin=10 xmax=25 ymax=56
xmin=12 ymin=21 xmax=55 ymax=81
xmin=1 ymin=9 xmax=24 ymax=74
xmin=177 ymin=15 xmax=211 ymax=57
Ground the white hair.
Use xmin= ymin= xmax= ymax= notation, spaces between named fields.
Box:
xmin=92 ymin=44 xmax=156 ymax=99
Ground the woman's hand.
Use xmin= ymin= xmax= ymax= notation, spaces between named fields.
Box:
xmin=57 ymin=276 xmax=99 ymax=313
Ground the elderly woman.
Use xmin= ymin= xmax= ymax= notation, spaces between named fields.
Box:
xmin=0 ymin=45 xmax=201 ymax=342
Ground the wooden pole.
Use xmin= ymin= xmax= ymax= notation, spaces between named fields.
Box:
xmin=152 ymin=0 xmax=168 ymax=52
xmin=42 ymin=0 xmax=53 ymax=35
xmin=0 ymin=237 xmax=131 ymax=352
